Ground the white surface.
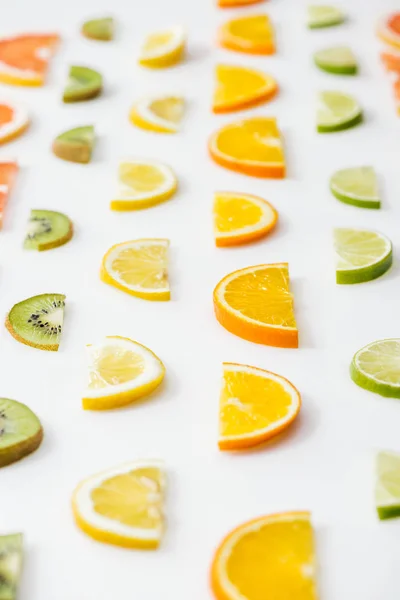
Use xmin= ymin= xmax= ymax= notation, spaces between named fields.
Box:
xmin=0 ymin=0 xmax=400 ymax=598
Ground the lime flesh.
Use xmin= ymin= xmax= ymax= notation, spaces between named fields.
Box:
xmin=350 ymin=339 xmax=400 ymax=398
xmin=314 ymin=46 xmax=358 ymax=75
xmin=334 ymin=228 xmax=392 ymax=284
xmin=376 ymin=451 xmax=400 ymax=520
xmin=317 ymin=91 xmax=362 ymax=133
xmin=330 ymin=166 xmax=380 ymax=209
xmin=308 ymin=5 xmax=345 ymax=28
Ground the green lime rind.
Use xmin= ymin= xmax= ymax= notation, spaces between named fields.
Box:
xmin=336 ymin=246 xmax=392 ymax=284
xmin=63 ymin=66 xmax=102 ymax=103
xmin=376 ymin=451 xmax=400 ymax=520
xmin=82 ymin=17 xmax=114 ymax=41
xmin=317 ymin=111 xmax=363 ymax=133
xmin=314 ymin=47 xmax=358 ymax=75
xmin=330 ymin=186 xmax=381 ymax=209
xmin=330 ymin=166 xmax=381 ymax=209
xmin=317 ymin=91 xmax=363 ymax=133
xmin=308 ymin=5 xmax=345 ymax=29
xmin=350 ymin=339 xmax=400 ymax=399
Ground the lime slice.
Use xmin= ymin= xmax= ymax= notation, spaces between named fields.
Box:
xmin=308 ymin=5 xmax=345 ymax=29
xmin=317 ymin=91 xmax=362 ymax=133
xmin=350 ymin=339 xmax=400 ymax=398
xmin=330 ymin=166 xmax=380 ymax=209
xmin=314 ymin=46 xmax=358 ymax=75
xmin=334 ymin=228 xmax=392 ymax=284
xmin=376 ymin=451 xmax=400 ymax=520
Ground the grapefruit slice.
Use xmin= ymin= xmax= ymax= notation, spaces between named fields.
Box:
xmin=378 ymin=13 xmax=400 ymax=49
xmin=0 ymin=160 xmax=18 ymax=229
xmin=0 ymin=34 xmax=59 ymax=86
xmin=381 ymin=50 xmax=400 ymax=73
xmin=0 ymin=100 xmax=29 ymax=145
xmin=218 ymin=0 xmax=264 ymax=5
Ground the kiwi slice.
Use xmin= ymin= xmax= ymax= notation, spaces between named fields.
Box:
xmin=0 ymin=534 xmax=23 ymax=600
xmin=24 ymin=210 xmax=73 ymax=251
xmin=0 ymin=399 xmax=43 ymax=468
xmin=52 ymin=125 xmax=94 ymax=164
xmin=82 ymin=17 xmax=114 ymax=41
xmin=6 ymin=293 xmax=66 ymax=352
xmin=63 ymin=66 xmax=103 ymax=103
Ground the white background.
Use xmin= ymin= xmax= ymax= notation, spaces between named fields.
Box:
xmin=0 ymin=0 xmax=400 ymax=598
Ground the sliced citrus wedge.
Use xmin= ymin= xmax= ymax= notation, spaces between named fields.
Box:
xmin=377 ymin=13 xmax=400 ymax=50
xmin=101 ymin=239 xmax=170 ymax=301
xmin=214 ymin=191 xmax=277 ymax=247
xmin=0 ymin=34 xmax=59 ymax=86
xmin=0 ymin=160 xmax=18 ymax=229
xmin=52 ymin=125 xmax=95 ymax=164
xmin=381 ymin=50 xmax=400 ymax=73
xmin=213 ymin=64 xmax=277 ymax=114
xmin=72 ymin=459 xmax=166 ymax=549
xmin=0 ymin=100 xmax=29 ymax=144
xmin=334 ymin=228 xmax=392 ymax=284
xmin=130 ymin=95 xmax=184 ymax=133
xmin=314 ymin=46 xmax=358 ymax=75
xmin=111 ymin=160 xmax=177 ymax=211
xmin=138 ymin=26 xmax=186 ymax=68
xmin=317 ymin=91 xmax=363 ymax=133
xmin=350 ymin=339 xmax=400 ymax=398
xmin=308 ymin=5 xmax=345 ymax=29
xmin=218 ymin=14 xmax=275 ymax=55
xmin=219 ymin=363 xmax=301 ymax=450
xmin=376 ymin=451 xmax=400 ymax=520
xmin=211 ymin=512 xmax=317 ymax=600
xmin=82 ymin=17 xmax=114 ymax=41
xmin=218 ymin=0 xmax=264 ymax=6
xmin=214 ymin=263 xmax=298 ymax=348
xmin=330 ymin=166 xmax=380 ymax=209
xmin=209 ymin=117 xmax=285 ymax=178
xmin=62 ymin=65 xmax=102 ymax=103
xmin=83 ymin=336 xmax=165 ymax=410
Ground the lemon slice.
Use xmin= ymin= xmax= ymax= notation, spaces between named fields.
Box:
xmin=83 ymin=335 xmax=165 ymax=410
xmin=101 ymin=238 xmax=170 ymax=301
xmin=130 ymin=95 xmax=184 ymax=133
xmin=111 ymin=160 xmax=177 ymax=211
xmin=138 ymin=26 xmax=186 ymax=68
xmin=72 ymin=459 xmax=166 ymax=549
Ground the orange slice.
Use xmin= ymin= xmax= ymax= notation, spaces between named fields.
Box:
xmin=0 ymin=34 xmax=59 ymax=86
xmin=213 ymin=263 xmax=298 ymax=348
xmin=219 ymin=363 xmax=301 ymax=450
xmin=211 ymin=512 xmax=317 ymax=600
xmin=0 ymin=100 xmax=29 ymax=144
xmin=219 ymin=0 xmax=264 ymax=6
xmin=214 ymin=192 xmax=277 ymax=247
xmin=213 ymin=65 xmax=277 ymax=114
xmin=0 ymin=160 xmax=18 ymax=229
xmin=218 ymin=14 xmax=275 ymax=55
xmin=378 ymin=13 xmax=400 ymax=49
xmin=209 ymin=117 xmax=285 ymax=178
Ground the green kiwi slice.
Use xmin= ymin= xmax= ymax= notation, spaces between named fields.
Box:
xmin=24 ymin=210 xmax=73 ymax=251
xmin=0 ymin=534 xmax=23 ymax=600
xmin=52 ymin=125 xmax=94 ymax=164
xmin=63 ymin=66 xmax=103 ymax=103
xmin=6 ymin=293 xmax=66 ymax=352
xmin=82 ymin=17 xmax=114 ymax=41
xmin=0 ymin=399 xmax=43 ymax=468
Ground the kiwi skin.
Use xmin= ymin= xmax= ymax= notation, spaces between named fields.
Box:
xmin=39 ymin=222 xmax=73 ymax=251
xmin=52 ymin=139 xmax=91 ymax=164
xmin=0 ymin=427 xmax=43 ymax=468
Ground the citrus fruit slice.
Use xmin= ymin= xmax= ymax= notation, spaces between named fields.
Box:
xmin=209 ymin=117 xmax=285 ymax=178
xmin=211 ymin=512 xmax=317 ymax=600
xmin=376 ymin=451 xmax=400 ymax=520
xmin=72 ymin=459 xmax=166 ymax=549
xmin=214 ymin=263 xmax=298 ymax=348
xmin=138 ymin=26 xmax=186 ymax=68
xmin=82 ymin=17 xmax=114 ymax=41
xmin=0 ymin=534 xmax=23 ymax=599
xmin=377 ymin=13 xmax=400 ymax=50
xmin=0 ymin=398 xmax=43 ymax=468
xmin=111 ymin=159 xmax=177 ymax=211
xmin=0 ymin=34 xmax=59 ymax=86
xmin=317 ymin=91 xmax=363 ymax=133
xmin=129 ymin=95 xmax=184 ymax=133
xmin=350 ymin=339 xmax=400 ymax=398
xmin=334 ymin=228 xmax=392 ymax=284
xmin=219 ymin=363 xmax=301 ymax=450
xmin=213 ymin=64 xmax=277 ymax=114
xmin=83 ymin=336 xmax=165 ymax=410
xmin=218 ymin=0 xmax=264 ymax=6
xmin=218 ymin=14 xmax=275 ymax=55
xmin=314 ymin=46 xmax=357 ymax=75
xmin=101 ymin=239 xmax=170 ymax=301
xmin=52 ymin=125 xmax=94 ymax=164
xmin=0 ymin=100 xmax=29 ymax=144
xmin=5 ymin=293 xmax=65 ymax=352
xmin=330 ymin=166 xmax=380 ymax=209
xmin=308 ymin=5 xmax=345 ymax=29
xmin=0 ymin=160 xmax=18 ymax=229
xmin=24 ymin=209 xmax=73 ymax=251
xmin=381 ymin=50 xmax=400 ymax=73
xmin=62 ymin=65 xmax=102 ymax=103
xmin=214 ymin=191 xmax=277 ymax=247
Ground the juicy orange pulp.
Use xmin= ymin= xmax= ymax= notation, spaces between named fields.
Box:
xmin=213 ymin=65 xmax=277 ymax=113
xmin=219 ymin=15 xmax=275 ymax=55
